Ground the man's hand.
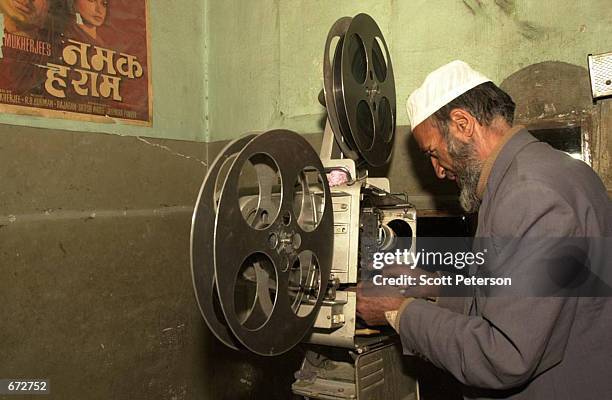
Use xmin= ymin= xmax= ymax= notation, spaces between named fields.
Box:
xmin=381 ymin=265 xmax=442 ymax=299
xmin=356 ymin=281 xmax=407 ymax=326
xmin=356 ymin=265 xmax=442 ymax=327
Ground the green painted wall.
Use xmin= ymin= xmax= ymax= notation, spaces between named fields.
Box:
xmin=208 ymin=0 xmax=612 ymax=142
xmin=2 ymin=1 xmax=611 ymax=143
xmin=0 ymin=1 xmax=209 ymax=141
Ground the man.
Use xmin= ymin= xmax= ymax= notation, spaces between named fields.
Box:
xmin=357 ymin=60 xmax=612 ymax=399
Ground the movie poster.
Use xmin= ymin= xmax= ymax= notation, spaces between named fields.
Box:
xmin=0 ymin=0 xmax=151 ymax=125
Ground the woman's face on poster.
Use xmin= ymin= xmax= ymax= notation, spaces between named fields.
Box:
xmin=0 ymin=0 xmax=50 ymax=29
xmin=75 ymin=0 xmax=107 ymax=27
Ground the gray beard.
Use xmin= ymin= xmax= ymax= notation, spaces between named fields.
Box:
xmin=446 ymin=135 xmax=483 ymax=213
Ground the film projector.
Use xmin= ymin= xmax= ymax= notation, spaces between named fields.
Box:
xmin=191 ymin=14 xmax=419 ymax=399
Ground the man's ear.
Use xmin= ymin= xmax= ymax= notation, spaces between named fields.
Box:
xmin=448 ymin=108 xmax=475 ymax=140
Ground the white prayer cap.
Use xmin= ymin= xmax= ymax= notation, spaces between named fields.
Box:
xmin=406 ymin=60 xmax=491 ymax=130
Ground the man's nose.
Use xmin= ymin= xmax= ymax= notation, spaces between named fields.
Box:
xmin=430 ymin=157 xmax=446 ymax=179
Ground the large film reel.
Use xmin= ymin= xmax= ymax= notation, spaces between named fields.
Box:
xmin=323 ymin=14 xmax=396 ymax=167
xmin=191 ymin=130 xmax=333 ymax=356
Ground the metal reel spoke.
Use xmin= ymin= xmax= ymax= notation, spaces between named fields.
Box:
xmin=287 ymin=250 xmax=322 ymax=318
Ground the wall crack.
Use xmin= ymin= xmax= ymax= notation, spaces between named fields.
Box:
xmin=136 ymin=137 xmax=207 ymax=167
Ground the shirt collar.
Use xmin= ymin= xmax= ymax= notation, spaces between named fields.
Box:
xmin=476 ymin=125 xmax=525 ymax=199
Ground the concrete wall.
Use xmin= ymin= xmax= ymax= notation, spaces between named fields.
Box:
xmin=0 ymin=124 xmax=208 ymax=398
